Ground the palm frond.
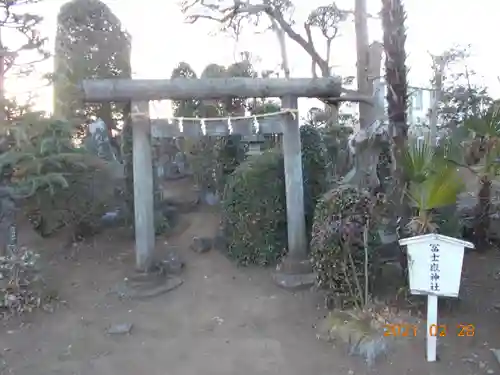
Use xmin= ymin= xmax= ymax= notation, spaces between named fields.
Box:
xmin=401 ymin=138 xmax=435 ymax=183
xmin=464 ymin=117 xmax=491 ymax=137
xmin=464 ymin=109 xmax=500 ymax=138
xmin=407 ymin=166 xmax=464 ymax=211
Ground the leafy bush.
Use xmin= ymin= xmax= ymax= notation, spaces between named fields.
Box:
xmin=310 ymin=185 xmax=381 ymax=309
xmin=221 ymin=126 xmax=326 ymax=266
xmin=188 ymin=135 xmax=246 ymax=195
xmin=320 ymin=125 xmax=353 ymax=180
xmin=301 ymin=125 xmax=328 ymax=202
xmin=0 ymin=118 xmax=116 ymax=238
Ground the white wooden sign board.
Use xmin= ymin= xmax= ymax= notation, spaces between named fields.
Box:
xmin=399 ymin=233 xmax=474 ymax=363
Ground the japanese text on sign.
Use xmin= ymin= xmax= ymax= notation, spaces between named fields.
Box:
xmin=430 ymin=243 xmax=440 ymax=292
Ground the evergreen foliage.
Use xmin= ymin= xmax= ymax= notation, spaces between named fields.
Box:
xmin=221 ymin=126 xmax=326 ymax=266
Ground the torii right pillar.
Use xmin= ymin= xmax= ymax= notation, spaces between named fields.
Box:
xmin=272 ymin=95 xmax=316 ymax=289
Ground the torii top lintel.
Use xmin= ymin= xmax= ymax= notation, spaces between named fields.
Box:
xmin=80 ymin=77 xmax=342 ymax=102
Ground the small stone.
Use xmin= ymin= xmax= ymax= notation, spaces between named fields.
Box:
xmin=272 ymin=272 xmax=315 ymax=290
xmin=158 ymin=202 xmax=178 ymax=221
xmin=316 ymin=311 xmax=390 ymax=366
xmin=107 ymin=323 xmax=133 ymax=335
xmin=125 ymin=275 xmax=183 ymax=299
xmin=201 ymin=191 xmax=219 ymax=206
xmin=463 ymin=357 xmax=477 ymax=364
xmin=352 ymin=336 xmax=389 ymax=366
xmin=491 ymin=349 xmax=500 ymax=365
xmin=190 ymin=237 xmax=212 ymax=253
xmin=487 ymin=370 xmax=495 ymax=374
xmin=160 ymin=250 xmax=185 ymax=275
xmin=479 ymin=361 xmax=487 ymax=369
xmin=213 ymin=231 xmax=227 ymax=251
xmin=57 ymin=345 xmax=72 ymax=361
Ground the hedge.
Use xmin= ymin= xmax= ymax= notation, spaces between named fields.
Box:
xmin=220 ymin=125 xmax=327 ymax=266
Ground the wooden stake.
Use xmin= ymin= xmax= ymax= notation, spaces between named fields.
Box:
xmin=426 ymin=295 xmax=438 ymax=362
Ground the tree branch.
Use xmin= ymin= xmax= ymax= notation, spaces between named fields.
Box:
xmin=303 ymin=22 xmax=317 ymax=78
xmin=266 ymin=4 xmax=329 ymax=75
xmin=183 ymin=0 xmax=330 ymax=76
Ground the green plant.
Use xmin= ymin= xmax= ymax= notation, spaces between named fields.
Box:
xmin=310 ymin=185 xmax=381 ymax=309
xmin=187 ymin=136 xmax=246 ymax=196
xmin=54 ymin=0 xmax=131 ymax=123
xmin=0 ymin=118 xmax=115 ymax=238
xmin=461 ymin=109 xmax=500 ymax=249
xmin=301 ymin=125 xmax=328 ymax=203
xmin=401 ymin=138 xmax=465 ymax=236
xmin=221 ymin=149 xmax=288 ymax=265
xmin=320 ymin=125 xmax=353 ymax=180
xmin=170 ymin=58 xmax=259 ymax=197
xmin=221 ymin=126 xmax=326 ymax=266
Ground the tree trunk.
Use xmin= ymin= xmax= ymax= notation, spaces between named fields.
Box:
xmin=381 ymin=0 xmax=408 ymax=206
xmin=0 ymin=188 xmax=16 ymax=257
xmin=429 ymin=58 xmax=445 ymax=146
xmin=381 ymin=0 xmax=409 ymax=284
xmin=474 ymin=175 xmax=491 ymax=251
xmin=355 ymin=0 xmax=371 ymax=129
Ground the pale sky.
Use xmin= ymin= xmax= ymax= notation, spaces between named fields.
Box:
xmin=5 ymin=0 xmax=500 ymax=117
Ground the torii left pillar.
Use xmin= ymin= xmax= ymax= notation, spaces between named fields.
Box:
xmin=131 ymin=101 xmax=155 ymax=272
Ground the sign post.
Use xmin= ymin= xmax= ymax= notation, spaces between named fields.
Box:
xmin=399 ymin=233 xmax=474 ymax=362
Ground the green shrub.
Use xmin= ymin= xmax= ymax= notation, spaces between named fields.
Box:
xmin=320 ymin=125 xmax=353 ymax=180
xmin=0 ymin=118 xmax=117 ymax=238
xmin=310 ymin=185 xmax=380 ymax=309
xmin=221 ymin=125 xmax=326 ymax=266
xmin=23 ymin=163 xmax=116 ymax=238
xmin=300 ymin=125 xmax=328 ymax=203
xmin=188 ymin=135 xmax=246 ymax=195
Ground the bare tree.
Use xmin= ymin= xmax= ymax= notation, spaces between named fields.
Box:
xmin=0 ymin=0 xmax=50 ymax=76
xmin=434 ymin=46 xmax=491 ymax=130
xmin=180 ymin=0 xmax=372 ymax=119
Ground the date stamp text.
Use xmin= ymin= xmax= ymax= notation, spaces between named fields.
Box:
xmin=383 ymin=323 xmax=475 ymax=337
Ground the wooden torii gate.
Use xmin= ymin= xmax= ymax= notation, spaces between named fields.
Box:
xmin=80 ymin=77 xmax=342 ymax=286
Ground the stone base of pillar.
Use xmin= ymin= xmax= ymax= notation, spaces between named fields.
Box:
xmin=114 ymin=266 xmax=183 ymax=299
xmin=272 ymin=256 xmax=316 ymax=290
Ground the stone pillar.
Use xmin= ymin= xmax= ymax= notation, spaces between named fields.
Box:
xmin=272 ymin=95 xmax=315 ymax=289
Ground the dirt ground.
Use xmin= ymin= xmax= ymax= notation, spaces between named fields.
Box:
xmin=1 ymin=204 xmax=500 ymax=374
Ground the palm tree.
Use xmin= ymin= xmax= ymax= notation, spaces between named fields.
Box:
xmin=401 ymin=139 xmax=465 ymax=236
xmin=462 ymin=109 xmax=500 ymax=250
xmin=396 ymin=138 xmax=465 ymax=302
xmin=381 ymin=0 xmax=409 ymax=218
